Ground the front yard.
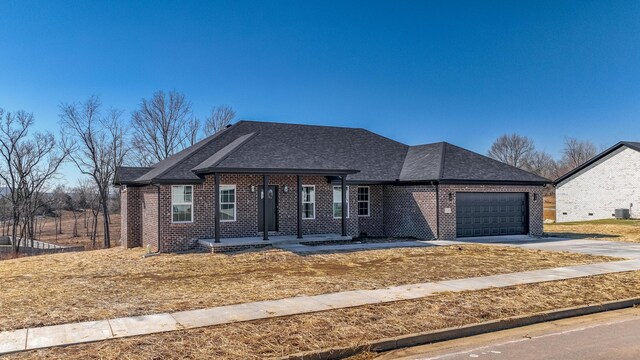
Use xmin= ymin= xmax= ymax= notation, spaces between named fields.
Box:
xmin=0 ymin=244 xmax=613 ymax=331
xmin=10 ymin=270 xmax=640 ymax=360
xmin=546 ymin=218 xmax=640 ymax=243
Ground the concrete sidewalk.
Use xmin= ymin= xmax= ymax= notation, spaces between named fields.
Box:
xmin=3 ymin=257 xmax=640 ymax=355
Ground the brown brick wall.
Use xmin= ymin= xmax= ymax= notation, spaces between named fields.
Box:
xmin=217 ymin=175 xmax=358 ymax=239
xmin=122 ymin=176 xmax=545 ymax=252
xmin=130 ymin=174 xmax=359 ymax=252
xmin=157 ymin=176 xmax=215 ymax=252
xmin=120 ymin=187 xmax=128 ymax=246
xmin=357 ymin=185 xmax=384 ymax=237
xmin=141 ymin=186 xmax=159 ymax=251
xmin=438 ymin=184 xmax=545 ymax=240
xmin=383 ymin=185 xmax=438 ymax=239
xmin=120 ymin=186 xmax=143 ymax=248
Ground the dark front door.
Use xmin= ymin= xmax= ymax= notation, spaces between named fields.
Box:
xmin=456 ymin=192 xmax=528 ymax=237
xmin=258 ymin=185 xmax=278 ymax=232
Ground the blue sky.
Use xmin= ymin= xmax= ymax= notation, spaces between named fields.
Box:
xmin=1 ymin=0 xmax=639 ymax=183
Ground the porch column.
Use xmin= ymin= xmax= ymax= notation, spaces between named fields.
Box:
xmin=214 ymin=173 xmax=220 ymax=243
xmin=263 ymin=174 xmax=269 ymax=241
xmin=297 ymin=175 xmax=302 ymax=239
xmin=341 ymin=175 xmax=347 ymax=237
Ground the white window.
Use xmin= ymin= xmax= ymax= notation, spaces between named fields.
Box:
xmin=219 ymin=185 xmax=236 ymax=221
xmin=333 ymin=186 xmax=349 ymax=218
xmin=302 ymin=185 xmax=315 ymax=219
xmin=357 ymin=186 xmax=370 ymax=217
xmin=172 ymin=185 xmax=193 ymax=223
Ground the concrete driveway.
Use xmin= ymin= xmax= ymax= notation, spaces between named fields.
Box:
xmin=442 ymin=235 xmax=640 ymax=259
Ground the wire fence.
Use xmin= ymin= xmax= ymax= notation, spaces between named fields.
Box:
xmin=0 ymin=237 xmax=84 ymax=256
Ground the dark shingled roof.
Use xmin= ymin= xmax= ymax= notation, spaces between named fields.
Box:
xmin=193 ymin=132 xmax=356 ymax=174
xmin=554 ymin=141 xmax=640 ymax=185
xmin=115 ymin=120 xmax=550 ymax=185
xmin=113 ymin=166 xmax=154 ymax=185
xmin=398 ymin=142 xmax=549 ymax=183
xmin=437 ymin=142 xmax=549 ymax=183
xmin=399 ymin=143 xmax=443 ymax=181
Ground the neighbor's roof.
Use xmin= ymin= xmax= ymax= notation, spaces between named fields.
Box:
xmin=116 ymin=120 xmax=550 ymax=185
xmin=554 ymin=141 xmax=640 ymax=185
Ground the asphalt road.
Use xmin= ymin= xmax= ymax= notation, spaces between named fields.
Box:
xmin=377 ymin=307 xmax=640 ymax=360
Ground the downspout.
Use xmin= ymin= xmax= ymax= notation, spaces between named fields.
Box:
xmin=433 ymin=181 xmax=440 ymax=239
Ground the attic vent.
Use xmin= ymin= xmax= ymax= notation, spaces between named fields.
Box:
xmin=588 ymin=213 xmax=593 ymax=216
xmin=562 ymin=212 xmax=567 ymax=215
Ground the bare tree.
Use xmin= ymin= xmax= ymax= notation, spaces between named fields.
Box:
xmin=525 ymin=151 xmax=557 ymax=179
xmin=561 ymin=137 xmax=597 ymax=170
xmin=131 ymin=90 xmax=196 ymax=166
xmin=487 ymin=134 xmax=535 ymax=168
xmin=0 ymin=109 xmax=66 ymax=253
xmin=75 ymin=179 xmax=100 ymax=245
xmin=203 ymin=105 xmax=235 ymax=136
xmin=51 ymin=185 xmax=67 ymax=238
xmin=59 ymin=96 xmax=127 ymax=248
xmin=186 ymin=116 xmax=201 ymax=147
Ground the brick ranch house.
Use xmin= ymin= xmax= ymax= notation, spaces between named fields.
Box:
xmin=114 ymin=121 xmax=550 ymax=252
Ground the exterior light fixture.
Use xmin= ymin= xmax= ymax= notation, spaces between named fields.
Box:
xmin=250 ymin=185 xmax=256 ymax=193
xmin=283 ymin=185 xmax=289 ymax=193
xmin=448 ymin=193 xmax=453 ymax=201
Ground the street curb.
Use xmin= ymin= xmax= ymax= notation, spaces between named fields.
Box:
xmin=280 ymin=297 xmax=640 ymax=360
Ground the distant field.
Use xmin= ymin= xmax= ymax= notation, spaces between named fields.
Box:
xmin=3 ymin=210 xmax=120 ymax=250
xmin=544 ymin=195 xmax=556 ymax=221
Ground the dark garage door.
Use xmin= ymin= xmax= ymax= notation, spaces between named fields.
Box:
xmin=456 ymin=192 xmax=528 ymax=238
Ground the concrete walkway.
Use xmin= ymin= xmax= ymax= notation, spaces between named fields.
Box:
xmin=450 ymin=236 xmax=640 ymax=260
xmin=3 ymin=242 xmax=640 ymax=355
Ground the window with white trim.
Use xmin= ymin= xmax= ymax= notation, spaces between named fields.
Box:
xmin=302 ymin=185 xmax=315 ymax=219
xmin=357 ymin=186 xmax=370 ymax=217
xmin=332 ymin=186 xmax=349 ymax=218
xmin=219 ymin=185 xmax=236 ymax=221
xmin=172 ymin=185 xmax=193 ymax=222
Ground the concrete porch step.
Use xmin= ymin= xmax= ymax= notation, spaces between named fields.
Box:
xmin=197 ymin=233 xmax=353 ymax=252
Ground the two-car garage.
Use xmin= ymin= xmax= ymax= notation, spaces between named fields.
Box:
xmin=455 ymin=192 xmax=529 ymax=238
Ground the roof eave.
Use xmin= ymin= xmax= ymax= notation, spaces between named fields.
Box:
xmin=553 ymin=141 xmax=630 ymax=185
xmin=439 ymin=179 xmax=550 ymax=186
xmin=193 ymin=167 xmax=359 ymax=176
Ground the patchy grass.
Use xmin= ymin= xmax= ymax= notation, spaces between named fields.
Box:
xmin=11 ymin=270 xmax=640 ymax=360
xmin=0 ymin=244 xmax=615 ymax=331
xmin=546 ymin=219 xmax=640 ymax=243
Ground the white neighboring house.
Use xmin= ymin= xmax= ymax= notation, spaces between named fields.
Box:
xmin=555 ymin=141 xmax=640 ymax=222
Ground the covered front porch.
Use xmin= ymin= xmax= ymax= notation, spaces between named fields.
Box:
xmin=206 ymin=171 xmax=357 ymax=243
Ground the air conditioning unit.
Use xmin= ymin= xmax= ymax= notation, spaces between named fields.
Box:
xmin=615 ymin=208 xmax=630 ymax=219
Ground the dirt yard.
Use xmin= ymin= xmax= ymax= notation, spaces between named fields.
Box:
xmin=0 ymin=244 xmax=614 ymax=332
xmin=545 ymin=219 xmax=640 ymax=243
xmin=11 ymin=270 xmax=640 ymax=360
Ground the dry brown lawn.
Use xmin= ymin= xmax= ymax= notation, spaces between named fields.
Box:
xmin=0 ymin=244 xmax=615 ymax=332
xmin=10 ymin=270 xmax=640 ymax=360
xmin=545 ymin=218 xmax=640 ymax=243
